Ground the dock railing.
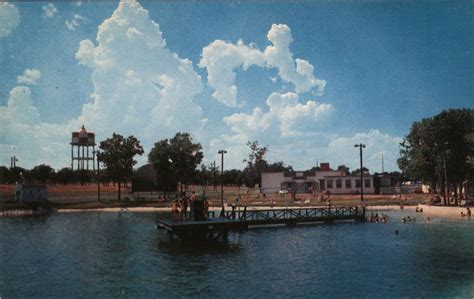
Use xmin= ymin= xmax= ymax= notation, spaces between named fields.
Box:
xmin=223 ymin=206 xmax=365 ymax=223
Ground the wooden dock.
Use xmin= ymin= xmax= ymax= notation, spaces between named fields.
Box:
xmin=157 ymin=206 xmax=365 ymax=240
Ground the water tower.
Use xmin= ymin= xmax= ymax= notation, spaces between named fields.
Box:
xmin=70 ymin=125 xmax=96 ymax=170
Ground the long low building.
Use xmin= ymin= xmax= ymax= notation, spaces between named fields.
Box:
xmin=261 ymin=163 xmax=375 ymax=194
xmin=322 ymin=175 xmax=375 ymax=195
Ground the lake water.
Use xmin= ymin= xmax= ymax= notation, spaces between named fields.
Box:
xmin=1 ymin=209 xmax=473 ymax=298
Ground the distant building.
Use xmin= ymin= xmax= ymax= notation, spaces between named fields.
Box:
xmin=71 ymin=125 xmax=96 ymax=171
xmin=261 ymin=163 xmax=376 ymax=194
xmin=132 ymin=164 xmax=159 ymax=192
xmin=321 ymin=174 xmax=375 ymax=195
xmin=261 ymin=163 xmax=375 ymax=194
xmin=15 ymin=184 xmax=47 ymax=204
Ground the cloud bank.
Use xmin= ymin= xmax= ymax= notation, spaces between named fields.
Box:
xmin=17 ymin=69 xmax=42 ymax=85
xmin=200 ymin=24 xmax=326 ymax=107
xmin=65 ymin=14 xmax=86 ymax=31
xmin=0 ymin=0 xmax=402 ymax=172
xmin=75 ymin=1 xmax=206 ymax=141
xmin=42 ymin=3 xmax=58 ymax=18
xmin=0 ymin=2 xmax=20 ymax=38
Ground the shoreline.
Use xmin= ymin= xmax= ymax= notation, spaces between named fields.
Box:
xmin=2 ymin=204 xmax=471 ymax=221
xmin=58 ymin=204 xmax=415 ymax=213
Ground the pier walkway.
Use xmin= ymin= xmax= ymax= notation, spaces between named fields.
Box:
xmin=157 ymin=206 xmax=365 ymax=240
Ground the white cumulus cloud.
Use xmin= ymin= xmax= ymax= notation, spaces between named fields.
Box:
xmin=74 ymin=1 xmax=205 ymax=138
xmin=1 ymin=0 xmax=208 ymax=169
xmin=209 ymin=128 xmax=402 ymax=171
xmin=199 ymin=40 xmax=265 ymax=107
xmin=17 ymin=69 xmax=42 ymax=85
xmin=200 ymin=24 xmax=326 ymax=107
xmin=42 ymin=3 xmax=58 ymax=18
xmin=325 ymin=129 xmax=402 ymax=172
xmin=65 ymin=14 xmax=86 ymax=31
xmin=224 ymin=92 xmax=333 ymax=142
xmin=0 ymin=86 xmax=69 ymax=167
xmin=0 ymin=2 xmax=20 ymax=38
xmin=0 ymin=86 xmax=40 ymax=128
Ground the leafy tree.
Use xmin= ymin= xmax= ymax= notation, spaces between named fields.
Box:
xmin=149 ymin=133 xmax=203 ymax=193
xmin=0 ymin=166 xmax=10 ymax=184
xmin=98 ymin=133 xmax=144 ymax=200
xmin=170 ymin=133 xmax=204 ymax=191
xmin=75 ymin=169 xmax=94 ymax=185
xmin=7 ymin=167 xmax=28 ymax=184
xmin=351 ymin=167 xmax=369 ymax=175
xmin=267 ymin=161 xmax=293 ymax=172
xmin=148 ymin=139 xmax=177 ymax=192
xmin=30 ymin=164 xmax=54 ymax=184
xmin=308 ymin=166 xmax=321 ymax=172
xmin=398 ymin=109 xmax=474 ymax=204
xmin=243 ymin=141 xmax=268 ymax=187
xmin=56 ymin=167 xmax=75 ymax=185
xmin=223 ymin=169 xmax=245 ymax=186
xmin=337 ymin=165 xmax=350 ymax=175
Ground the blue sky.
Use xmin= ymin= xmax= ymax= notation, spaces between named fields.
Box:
xmin=0 ymin=0 xmax=472 ymax=172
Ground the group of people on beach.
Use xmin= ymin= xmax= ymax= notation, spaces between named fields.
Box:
xmin=461 ymin=207 xmax=471 ymax=217
xmin=368 ymin=213 xmax=388 ymax=223
xmin=171 ymin=191 xmax=209 ymax=221
xmin=401 ymin=215 xmax=416 ymax=223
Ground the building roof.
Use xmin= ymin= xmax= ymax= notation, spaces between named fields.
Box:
xmin=323 ymin=174 xmax=373 ymax=178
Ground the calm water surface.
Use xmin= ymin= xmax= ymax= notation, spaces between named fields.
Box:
xmin=1 ymin=209 xmax=473 ymax=298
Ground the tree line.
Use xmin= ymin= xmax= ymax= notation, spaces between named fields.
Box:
xmin=1 ymin=133 xmax=398 ymax=191
xmin=3 ymin=108 xmax=470 ymax=201
xmin=398 ymin=108 xmax=474 ymax=204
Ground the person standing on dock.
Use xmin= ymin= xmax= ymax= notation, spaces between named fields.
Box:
xmin=204 ymin=199 xmax=209 ymax=219
xmin=171 ymin=200 xmax=180 ymax=221
xmin=181 ymin=196 xmax=188 ymax=220
xmin=191 ymin=191 xmax=198 ymax=202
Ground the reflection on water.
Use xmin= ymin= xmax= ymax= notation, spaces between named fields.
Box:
xmin=156 ymin=237 xmax=242 ymax=257
xmin=0 ymin=210 xmax=473 ymax=297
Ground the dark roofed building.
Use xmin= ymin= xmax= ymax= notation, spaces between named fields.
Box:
xmin=132 ymin=164 xmax=159 ymax=192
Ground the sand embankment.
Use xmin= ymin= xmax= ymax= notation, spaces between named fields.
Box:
xmin=418 ymin=204 xmax=472 ymax=217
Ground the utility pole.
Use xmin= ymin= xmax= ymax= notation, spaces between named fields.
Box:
xmin=10 ymin=156 xmax=17 ymax=168
xmin=381 ymin=153 xmax=384 ymax=173
xmin=212 ymin=161 xmax=217 ymax=193
xmin=218 ymin=150 xmax=227 ymax=208
xmin=95 ymin=151 xmax=101 ymax=203
xmin=442 ymin=150 xmax=449 ymax=205
xmin=354 ymin=143 xmax=366 ymax=202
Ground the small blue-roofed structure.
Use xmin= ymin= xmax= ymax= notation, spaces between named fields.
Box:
xmin=15 ymin=184 xmax=48 ymax=204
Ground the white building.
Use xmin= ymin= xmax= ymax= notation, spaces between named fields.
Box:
xmin=261 ymin=163 xmax=375 ymax=194
xmin=322 ymin=175 xmax=375 ymax=194
xmin=15 ymin=184 xmax=48 ymax=204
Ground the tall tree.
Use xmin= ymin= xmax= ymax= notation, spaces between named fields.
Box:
xmin=98 ymin=133 xmax=144 ymax=200
xmin=0 ymin=166 xmax=10 ymax=184
xmin=351 ymin=167 xmax=369 ymax=175
xmin=30 ymin=164 xmax=54 ymax=184
xmin=148 ymin=139 xmax=177 ymax=192
xmin=398 ymin=109 xmax=474 ymax=204
xmin=56 ymin=167 xmax=75 ymax=185
xmin=267 ymin=161 xmax=293 ymax=172
xmin=148 ymin=133 xmax=203 ymax=193
xmin=243 ymin=141 xmax=268 ymax=187
xmin=337 ymin=165 xmax=350 ymax=175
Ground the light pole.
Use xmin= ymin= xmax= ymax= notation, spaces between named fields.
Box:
xmin=354 ymin=143 xmax=366 ymax=202
xmin=94 ymin=150 xmax=101 ymax=202
xmin=218 ymin=150 xmax=227 ymax=208
xmin=435 ymin=141 xmax=450 ymax=205
xmin=442 ymin=142 xmax=449 ymax=205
